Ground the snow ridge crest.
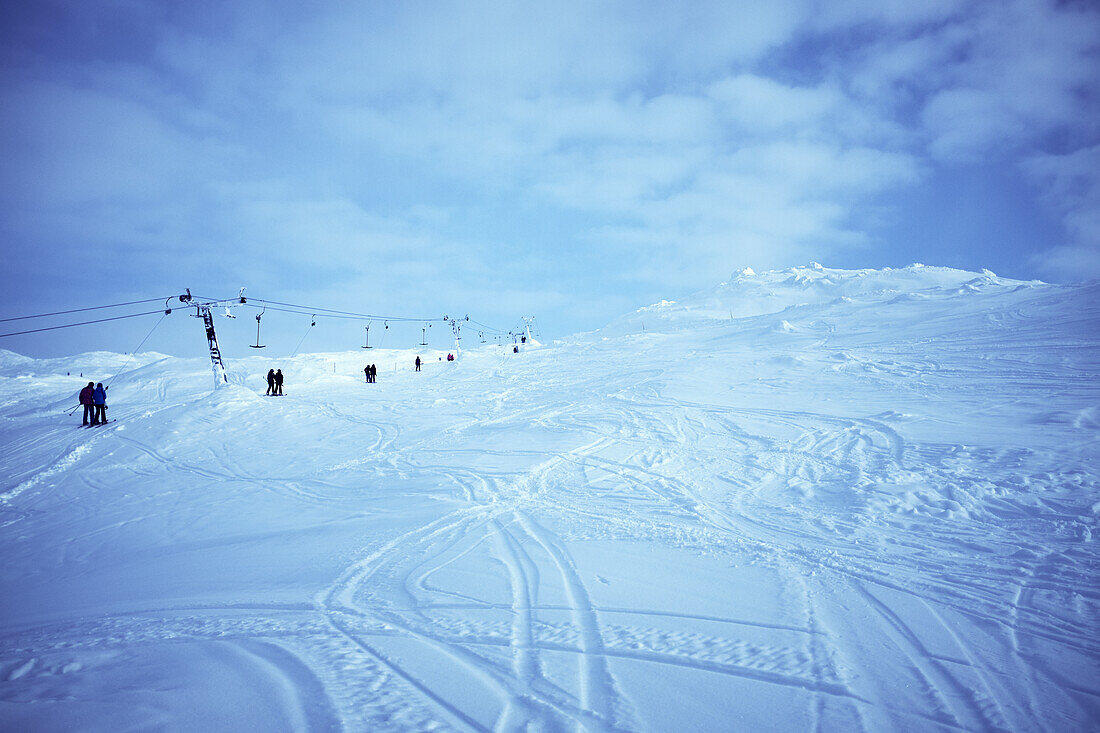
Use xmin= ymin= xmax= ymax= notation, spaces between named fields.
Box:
xmin=607 ymin=263 xmax=1043 ymax=335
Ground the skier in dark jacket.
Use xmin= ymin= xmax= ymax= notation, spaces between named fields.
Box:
xmin=364 ymin=365 xmax=370 ymax=383
xmin=92 ymin=383 xmax=108 ymax=425
xmin=274 ymin=369 xmax=284 ymax=395
xmin=266 ymin=369 xmax=276 ymax=395
xmin=370 ymin=364 xmax=377 ymax=383
xmin=79 ymin=382 xmax=95 ymax=425
xmin=415 ymin=356 xmax=421 ymax=372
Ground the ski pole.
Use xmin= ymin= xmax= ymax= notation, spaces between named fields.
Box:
xmin=66 ymin=404 xmax=81 ymax=416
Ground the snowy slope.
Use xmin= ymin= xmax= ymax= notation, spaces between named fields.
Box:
xmin=1 ymin=265 xmax=1098 ymax=731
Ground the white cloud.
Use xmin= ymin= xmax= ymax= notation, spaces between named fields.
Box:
xmin=841 ymin=0 xmax=1100 ymax=162
xmin=921 ymin=88 xmax=1027 ymax=161
xmin=1026 ymin=145 xmax=1100 ymax=280
xmin=708 ymin=75 xmax=843 ymax=133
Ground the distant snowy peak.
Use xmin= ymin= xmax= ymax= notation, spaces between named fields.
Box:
xmin=727 ymin=262 xmax=1019 ymax=293
xmin=607 ymin=263 xmax=1047 ymax=335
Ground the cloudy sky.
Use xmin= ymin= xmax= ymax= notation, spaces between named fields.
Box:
xmin=1 ymin=0 xmax=1098 ymax=356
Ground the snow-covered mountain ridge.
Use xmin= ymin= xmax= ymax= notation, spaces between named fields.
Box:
xmin=607 ymin=262 xmax=1052 ymax=334
xmin=1 ymin=265 xmax=1098 ymax=731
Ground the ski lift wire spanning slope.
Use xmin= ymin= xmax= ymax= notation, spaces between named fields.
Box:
xmin=233 ymin=296 xmax=527 ymax=354
xmin=288 ymin=315 xmax=316 ymax=359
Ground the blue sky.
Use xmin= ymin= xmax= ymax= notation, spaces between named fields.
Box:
xmin=1 ymin=0 xmax=1098 ymax=357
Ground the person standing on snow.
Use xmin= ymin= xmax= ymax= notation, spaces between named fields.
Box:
xmin=415 ymin=356 xmax=421 ymax=372
xmin=370 ymin=364 xmax=377 ymax=383
xmin=266 ymin=369 xmax=276 ymax=395
xmin=92 ymin=383 xmax=107 ymax=425
xmin=79 ymin=382 xmax=95 ymax=425
xmin=274 ymin=369 xmax=284 ymax=395
xmin=364 ymin=365 xmax=370 ymax=383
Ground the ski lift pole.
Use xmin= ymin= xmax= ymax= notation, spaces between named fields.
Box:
xmin=251 ymin=305 xmax=266 ymax=349
xmin=451 ymin=316 xmax=467 ymax=357
xmin=198 ymin=305 xmax=229 ymax=386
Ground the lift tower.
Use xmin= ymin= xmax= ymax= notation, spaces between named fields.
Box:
xmin=183 ymin=288 xmax=244 ymax=387
xmin=198 ymin=305 xmax=229 ymax=385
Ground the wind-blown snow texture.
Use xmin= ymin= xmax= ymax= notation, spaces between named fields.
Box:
xmin=1 ymin=264 xmax=1098 ymax=731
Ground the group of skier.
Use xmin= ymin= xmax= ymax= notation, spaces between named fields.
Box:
xmin=72 ymin=353 xmax=455 ymax=423
xmin=265 ymin=368 xmax=284 ymax=395
xmin=78 ymin=382 xmax=108 ymax=426
xmin=69 ymin=354 xmax=451 ymax=424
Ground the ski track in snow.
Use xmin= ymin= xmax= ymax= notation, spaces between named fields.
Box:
xmin=2 ymin=265 xmax=1099 ymax=731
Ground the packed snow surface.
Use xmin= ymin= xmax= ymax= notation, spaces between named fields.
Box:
xmin=1 ymin=264 xmax=1099 ymax=731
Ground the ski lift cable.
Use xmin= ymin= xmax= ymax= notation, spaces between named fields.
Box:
xmin=241 ymin=303 xmax=462 ymax=330
xmin=225 ymin=294 xmax=512 ymax=334
xmin=190 ymin=294 xmax=240 ymax=303
xmin=468 ymin=319 xmax=504 ymax=333
xmin=0 ymin=309 xmax=170 ymax=339
xmin=200 ymin=294 xmax=527 ymax=348
xmin=467 ymin=318 xmax=508 ymax=334
xmin=105 ymin=311 xmax=168 ymax=388
xmin=241 ymin=303 xmax=371 ymax=321
xmin=189 ymin=295 xmax=252 ymax=309
xmin=287 ymin=315 xmax=317 ymax=359
xmin=2 ymin=291 xmax=519 ymax=336
xmin=0 ymin=296 xmax=175 ymax=324
xmin=241 ymin=302 xmax=411 ymax=323
xmin=248 ymin=298 xmax=445 ymax=323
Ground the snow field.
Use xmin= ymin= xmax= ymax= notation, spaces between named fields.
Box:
xmin=1 ymin=264 xmax=1098 ymax=731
